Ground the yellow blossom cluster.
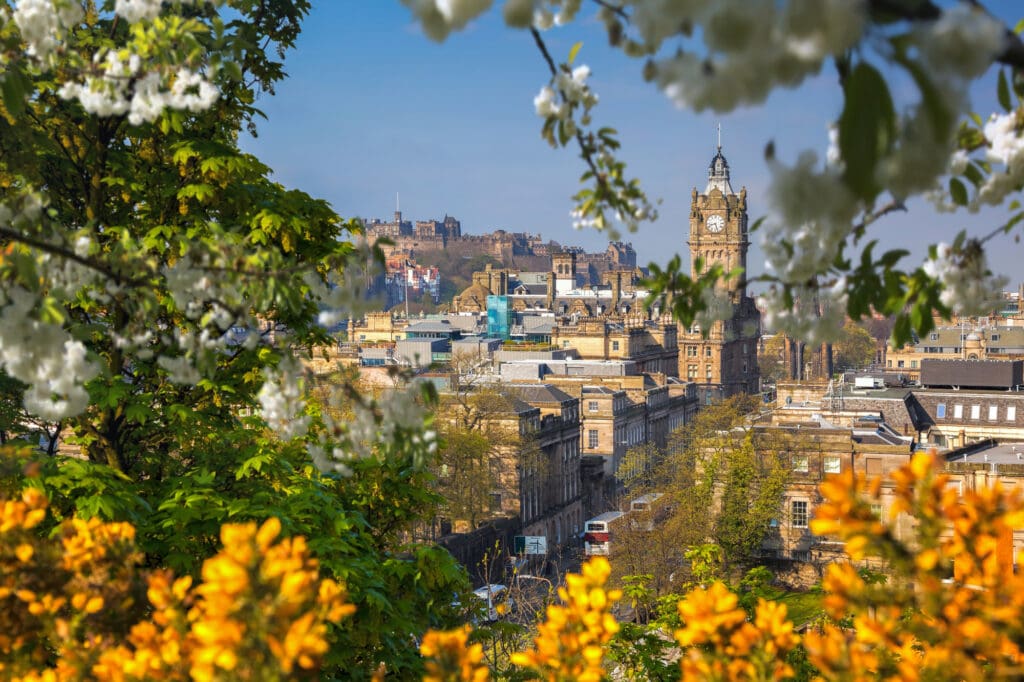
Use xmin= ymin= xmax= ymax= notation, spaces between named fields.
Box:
xmin=426 ymin=449 xmax=1024 ymax=682
xmin=419 ymin=624 xmax=489 ymax=682
xmin=508 ymin=556 xmax=621 ymax=682
xmin=674 ymin=581 xmax=798 ymax=681
xmin=0 ymin=489 xmax=354 ymax=681
xmin=807 ymin=451 xmax=1024 ymax=681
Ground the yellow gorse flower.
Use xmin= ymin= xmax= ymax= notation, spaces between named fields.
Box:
xmin=674 ymin=582 xmax=798 ymax=681
xmin=420 ymin=625 xmax=489 ymax=682
xmin=0 ymin=490 xmax=355 ymax=681
xmin=805 ymin=451 xmax=1024 ymax=681
xmin=508 ymin=556 xmax=621 ymax=682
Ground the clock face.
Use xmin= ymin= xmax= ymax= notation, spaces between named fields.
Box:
xmin=706 ymin=214 xmax=725 ymax=233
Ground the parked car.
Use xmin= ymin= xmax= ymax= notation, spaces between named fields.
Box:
xmin=472 ymin=584 xmax=513 ymax=623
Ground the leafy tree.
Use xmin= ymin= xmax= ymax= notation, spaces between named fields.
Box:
xmin=758 ymin=334 xmax=789 ymax=386
xmin=612 ymin=396 xmax=791 ymax=602
xmin=432 ymin=383 xmax=543 ymax=532
xmin=833 ymin=319 xmax=879 ymax=371
xmin=0 ymin=3 xmax=469 ymax=678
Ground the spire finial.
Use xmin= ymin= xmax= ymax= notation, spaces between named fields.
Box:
xmin=717 ymin=122 xmax=721 ymax=151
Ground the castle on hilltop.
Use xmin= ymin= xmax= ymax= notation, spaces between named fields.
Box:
xmin=361 ymin=210 xmax=636 ymax=268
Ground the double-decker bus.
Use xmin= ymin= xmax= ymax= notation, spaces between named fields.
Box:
xmin=583 ymin=511 xmax=627 ymax=556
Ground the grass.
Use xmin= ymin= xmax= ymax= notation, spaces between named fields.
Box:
xmin=756 ymin=587 xmax=825 ymax=627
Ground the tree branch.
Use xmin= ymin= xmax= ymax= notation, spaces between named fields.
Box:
xmin=529 ymin=27 xmax=610 ymax=212
xmin=0 ymin=226 xmax=149 ymax=288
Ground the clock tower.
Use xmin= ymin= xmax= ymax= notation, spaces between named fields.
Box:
xmin=679 ymin=143 xmax=761 ymax=400
xmin=688 ymin=145 xmax=749 ymax=301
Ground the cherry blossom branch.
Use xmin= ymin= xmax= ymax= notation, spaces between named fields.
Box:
xmin=0 ymin=226 xmax=149 ymax=288
xmin=530 ymin=27 xmax=604 ymax=189
xmin=867 ymin=0 xmax=1024 ymax=70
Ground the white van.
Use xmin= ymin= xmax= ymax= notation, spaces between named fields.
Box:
xmin=472 ymin=584 xmax=512 ymax=622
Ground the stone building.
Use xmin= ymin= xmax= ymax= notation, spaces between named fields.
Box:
xmin=750 ymin=412 xmax=1024 ymax=579
xmin=678 ymin=144 xmax=761 ymax=401
xmin=551 ymin=316 xmax=679 ymax=376
xmin=887 ymin=325 xmax=1024 ymax=381
xmin=436 ymin=384 xmax=583 ymax=557
xmin=537 ymin=373 xmax=697 ymax=515
xmin=749 ymin=416 xmax=915 ymax=568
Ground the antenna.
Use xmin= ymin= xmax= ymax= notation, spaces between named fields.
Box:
xmin=717 ymin=122 xmax=722 ymax=150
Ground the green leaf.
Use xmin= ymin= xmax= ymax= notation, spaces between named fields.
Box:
xmin=568 ymin=41 xmax=583 ymax=65
xmin=0 ymin=66 xmax=30 ymax=117
xmin=963 ymin=162 xmax=984 ymax=188
xmin=949 ymin=177 xmax=968 ymax=205
xmin=838 ymin=62 xmax=896 ymax=202
xmin=998 ymin=69 xmax=1012 ymax=111
xmin=893 ymin=50 xmax=953 ymax=149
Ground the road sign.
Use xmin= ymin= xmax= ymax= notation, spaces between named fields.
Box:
xmin=514 ymin=535 xmax=547 ymax=555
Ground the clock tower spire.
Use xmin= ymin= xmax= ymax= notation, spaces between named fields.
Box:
xmin=688 ymin=143 xmax=748 ymax=299
xmin=679 ymin=139 xmax=761 ymax=400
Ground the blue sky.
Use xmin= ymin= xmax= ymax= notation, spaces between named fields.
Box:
xmin=241 ymin=1 xmax=1022 ymax=286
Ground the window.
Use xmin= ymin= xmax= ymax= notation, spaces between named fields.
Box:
xmin=990 ymin=405 xmax=999 ymax=421
xmin=897 ymin=360 xmax=905 ymax=368
xmin=936 ymin=403 xmax=946 ymax=418
xmin=911 ymin=360 xmax=918 ymax=369
xmin=792 ymin=501 xmax=808 ymax=528
xmin=823 ymin=455 xmax=841 ymax=474
xmin=1009 ymin=406 xmax=1017 ymax=421
xmin=870 ymin=503 xmax=883 ymax=519
xmin=687 ymin=365 xmax=698 ymax=380
xmin=705 ymin=347 xmax=713 ymax=358
xmin=588 ymin=429 xmax=599 ymax=449
xmin=954 ymin=404 xmax=963 ymax=419
xmin=687 ymin=345 xmax=697 ymax=357
xmin=792 ymin=454 xmax=809 ymax=473
xmin=611 ymin=341 xmax=620 ymax=351
xmin=971 ymin=405 xmax=981 ymax=420
xmin=588 ymin=400 xmax=599 ymax=412
xmin=992 ymin=333 xmax=1001 ymax=342
xmin=930 ymin=333 xmax=938 ymax=341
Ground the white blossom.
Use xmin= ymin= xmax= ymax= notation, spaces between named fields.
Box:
xmin=922 ymin=242 xmax=1008 ymax=315
xmin=916 ymin=4 xmax=1004 ymax=80
xmin=879 ymin=103 xmax=962 ymax=200
xmin=759 ymin=282 xmax=848 ymax=345
xmin=114 ymin=0 xmax=164 ymax=23
xmin=694 ymin=286 xmax=733 ymax=333
xmin=0 ymin=287 xmax=99 ymax=420
xmin=533 ymin=85 xmax=565 ymax=119
xmin=58 ymin=51 xmax=219 ymax=125
xmin=973 ymin=112 xmax=1024 ymax=209
xmin=649 ymin=0 xmax=866 ymax=112
xmin=12 ymin=0 xmax=82 ymax=58
xmin=403 ymin=0 xmax=492 ymax=42
xmin=257 ymin=355 xmax=310 ymax=441
xmin=760 ymin=151 xmax=858 ymax=283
